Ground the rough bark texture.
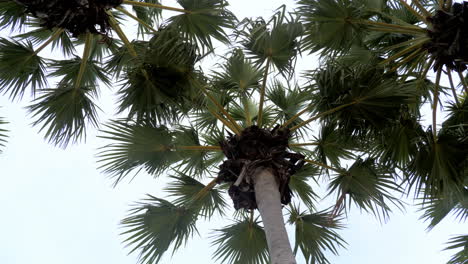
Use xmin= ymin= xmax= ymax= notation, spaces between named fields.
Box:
xmin=254 ymin=167 xmax=296 ymax=264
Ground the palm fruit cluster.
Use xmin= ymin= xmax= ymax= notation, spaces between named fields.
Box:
xmin=14 ymin=0 xmax=123 ymax=36
xmin=426 ymin=1 xmax=468 ymax=70
xmin=218 ymin=125 xmax=305 ymax=210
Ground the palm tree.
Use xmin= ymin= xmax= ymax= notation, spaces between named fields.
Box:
xmin=297 ymin=0 xmax=468 ymax=262
xmin=0 ymin=0 xmax=465 ymax=264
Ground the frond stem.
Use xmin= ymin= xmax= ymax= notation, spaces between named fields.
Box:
xmin=290 ymin=101 xmax=359 ymax=131
xmin=33 ymin=28 xmax=65 ymax=55
xmin=176 ymin=145 xmax=221 ymax=151
xmin=304 ymin=159 xmax=342 ymax=173
xmin=281 ymin=106 xmax=309 ymax=128
xmin=116 ymin=7 xmax=158 ymax=33
xmin=398 ymin=0 xmax=428 ymax=24
xmin=257 ymin=57 xmax=271 ymax=127
xmin=195 ymin=80 xmax=243 ymax=134
xmin=74 ymin=33 xmax=93 ymax=89
xmin=108 ymin=14 xmax=138 ymax=58
xmin=456 ymin=70 xmax=468 ymax=94
xmin=413 ymin=0 xmax=432 ymax=18
xmin=354 ymin=19 xmax=426 ymax=33
xmin=432 ymin=67 xmax=442 ymax=141
xmin=447 ymin=68 xmax=460 ymax=106
xmin=122 ymin=0 xmax=190 ymax=13
xmin=242 ymin=94 xmax=252 ymax=126
xmin=420 ymin=56 xmax=435 ymax=79
xmin=192 ymin=178 xmax=218 ymax=201
xmin=208 ymin=108 xmax=241 ymax=135
xmin=438 ymin=0 xmax=445 ymax=9
xmin=379 ymin=39 xmax=427 ymax=66
xmin=289 ymin=142 xmax=319 ymax=147
xmin=389 ymin=48 xmax=425 ymax=72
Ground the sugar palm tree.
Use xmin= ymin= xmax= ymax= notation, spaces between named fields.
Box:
xmin=297 ymin=0 xmax=468 ymax=262
xmin=0 ymin=0 xmax=464 ymax=263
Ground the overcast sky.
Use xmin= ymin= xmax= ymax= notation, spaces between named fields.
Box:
xmin=0 ymin=1 xmax=466 ymax=264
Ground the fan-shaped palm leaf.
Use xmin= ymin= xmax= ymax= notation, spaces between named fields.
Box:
xmin=121 ymin=195 xmax=198 ymax=264
xmin=211 ymin=217 xmax=269 ymax=264
xmin=240 ymin=6 xmax=303 ymax=76
xmin=289 ymin=164 xmax=320 ymax=210
xmin=27 ymin=85 xmax=99 ymax=147
xmin=312 ymin=123 xmax=356 ymax=167
xmin=328 ymin=158 xmax=403 ymax=220
xmin=287 ymin=205 xmax=346 ymax=264
xmin=0 ymin=38 xmax=47 ymax=99
xmin=445 ymin=234 xmax=468 ymax=264
xmin=166 ymin=0 xmax=236 ymax=50
xmin=419 ymin=187 xmax=468 ymax=230
xmin=0 ymin=115 xmax=8 ymax=153
xmin=165 ymin=173 xmax=227 ymax=218
xmin=0 ymin=1 xmax=28 ymax=31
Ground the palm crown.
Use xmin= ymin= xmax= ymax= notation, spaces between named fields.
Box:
xmin=0 ymin=0 xmax=467 ymax=263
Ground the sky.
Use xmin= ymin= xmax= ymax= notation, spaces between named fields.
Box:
xmin=0 ymin=1 xmax=466 ymax=264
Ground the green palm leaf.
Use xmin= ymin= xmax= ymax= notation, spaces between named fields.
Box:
xmin=297 ymin=0 xmax=368 ymax=55
xmin=14 ymin=27 xmax=76 ymax=57
xmin=240 ymin=7 xmax=303 ymax=76
xmin=165 ymin=173 xmax=227 ymax=218
xmin=28 ymin=85 xmax=99 ymax=147
xmin=445 ymin=234 xmax=468 ymax=264
xmin=288 ymin=205 xmax=346 ymax=264
xmin=97 ymin=120 xmax=183 ymax=185
xmin=104 ymin=40 xmax=148 ymax=79
xmin=309 ymin=61 xmax=418 ymax=136
xmin=211 ymin=217 xmax=269 ymax=264
xmin=48 ymin=57 xmax=111 ymax=90
xmin=328 ymin=158 xmax=403 ymax=220
xmin=0 ymin=115 xmax=8 ymax=153
xmin=213 ymin=49 xmax=262 ymax=95
xmin=419 ymin=188 xmax=468 ymax=230
xmin=289 ymin=164 xmax=320 ymax=210
xmin=118 ymin=30 xmax=201 ymax=123
xmin=0 ymin=1 xmax=28 ymax=31
xmin=130 ymin=0 xmax=162 ymax=36
xmin=312 ymin=123 xmax=356 ymax=167
xmin=0 ymin=38 xmax=47 ymax=99
xmin=121 ymin=195 xmax=198 ymax=264
xmin=166 ymin=0 xmax=236 ymax=50
xmin=408 ymin=130 xmax=468 ymax=197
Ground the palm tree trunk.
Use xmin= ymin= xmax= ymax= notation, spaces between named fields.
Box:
xmin=254 ymin=167 xmax=296 ymax=264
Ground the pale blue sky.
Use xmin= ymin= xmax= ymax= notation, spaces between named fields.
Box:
xmin=0 ymin=1 xmax=466 ymax=264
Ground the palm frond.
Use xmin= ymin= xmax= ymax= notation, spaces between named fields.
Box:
xmin=130 ymin=0 xmax=162 ymax=37
xmin=28 ymin=85 xmax=99 ymax=147
xmin=0 ymin=1 xmax=28 ymax=31
xmin=297 ymin=0 xmax=368 ymax=55
xmin=307 ymin=61 xmax=419 ymax=137
xmin=166 ymin=0 xmax=236 ymax=50
xmin=48 ymin=57 xmax=111 ymax=91
xmin=97 ymin=120 xmax=183 ymax=185
xmin=445 ymin=234 xmax=468 ymax=264
xmin=289 ymin=164 xmax=320 ymax=210
xmin=165 ymin=173 xmax=227 ymax=219
xmin=0 ymin=115 xmax=8 ymax=153
xmin=0 ymin=38 xmax=47 ymax=99
xmin=328 ymin=157 xmax=403 ymax=220
xmin=14 ymin=27 xmax=76 ymax=57
xmin=288 ymin=205 xmax=346 ymax=264
xmin=173 ymin=126 xmax=212 ymax=177
xmin=104 ymin=40 xmax=148 ymax=79
xmin=212 ymin=49 xmax=262 ymax=95
xmin=312 ymin=122 xmax=356 ymax=167
xmin=118 ymin=30 xmax=201 ymax=123
xmin=121 ymin=195 xmax=198 ymax=264
xmin=240 ymin=7 xmax=303 ymax=77
xmin=419 ymin=188 xmax=468 ymax=230
xmin=211 ymin=217 xmax=269 ymax=264
xmin=408 ymin=130 xmax=468 ymax=198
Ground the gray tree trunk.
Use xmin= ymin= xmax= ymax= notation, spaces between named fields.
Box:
xmin=254 ymin=167 xmax=296 ymax=264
